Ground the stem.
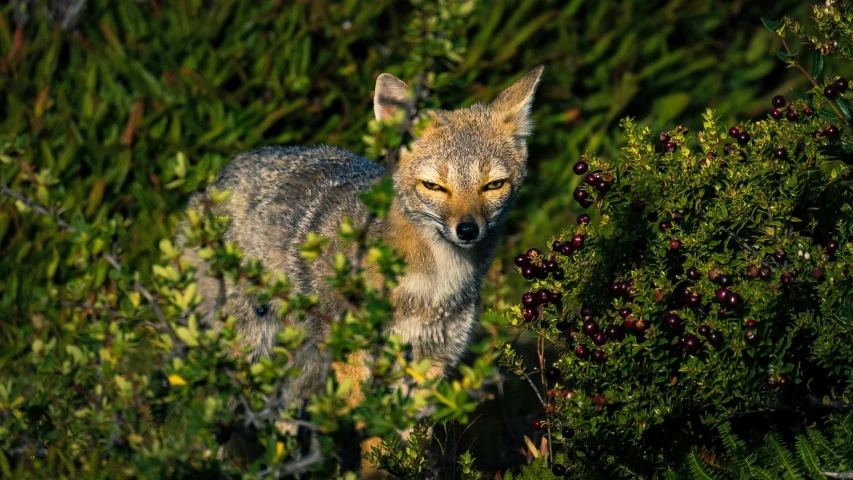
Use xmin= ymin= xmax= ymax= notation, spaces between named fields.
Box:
xmin=822 ymin=472 xmax=853 ymax=479
xmin=699 ymin=213 xmax=758 ymax=254
xmin=781 ymin=38 xmax=850 ymax=126
xmin=520 ymin=369 xmax=547 ymax=409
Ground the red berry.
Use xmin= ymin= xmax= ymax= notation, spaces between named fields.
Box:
xmin=659 ymin=221 xmax=672 ymax=231
xmin=573 ymin=161 xmax=589 ymax=175
xmin=836 ymin=77 xmax=849 ymax=91
xmin=634 ymin=319 xmax=649 ymax=332
xmin=786 ymin=109 xmax=799 ymax=121
xmin=826 ymin=125 xmax=840 ymax=138
xmin=736 ymin=132 xmax=750 ymax=145
xmin=803 ymin=105 xmax=815 ymax=116
xmin=583 ymin=319 xmax=599 ymax=336
xmin=577 ymin=214 xmax=591 ymax=225
xmin=728 ymin=126 xmax=740 ymax=138
xmin=772 ymin=95 xmax=786 ymax=108
xmin=770 ymin=108 xmax=783 ymax=119
xmin=623 ymin=317 xmax=636 ymax=331
xmin=571 ymin=235 xmax=585 ymax=249
xmin=698 ymin=325 xmax=711 ymax=337
xmin=533 ymin=419 xmax=543 ymax=429
xmin=669 ymin=239 xmax=682 ymax=250
xmin=825 ymin=85 xmax=838 ymax=98
xmin=575 ymin=345 xmax=589 ymax=359
xmin=522 ymin=307 xmax=539 ymax=322
xmin=687 ymin=267 xmax=700 ymax=280
xmin=745 ymin=319 xmax=757 ymax=329
xmin=842 ymin=172 xmax=852 ymax=181
xmin=522 ymin=292 xmax=538 ymax=307
xmin=774 ymin=148 xmax=787 ymax=159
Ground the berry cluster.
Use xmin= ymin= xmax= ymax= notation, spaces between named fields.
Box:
xmin=767 ymin=93 xmax=842 ymax=140
xmin=514 ymin=247 xmax=566 ymax=281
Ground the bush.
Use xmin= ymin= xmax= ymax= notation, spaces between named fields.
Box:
xmin=504 ymin=4 xmax=853 ymax=478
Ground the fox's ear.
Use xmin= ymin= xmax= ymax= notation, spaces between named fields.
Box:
xmin=489 ymin=65 xmax=544 ymax=136
xmin=374 ymin=73 xmax=410 ymax=122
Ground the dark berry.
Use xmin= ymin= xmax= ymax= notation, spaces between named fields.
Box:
xmin=683 ymin=334 xmax=700 ymax=353
xmin=514 ymin=254 xmax=530 ymax=267
xmin=687 ymin=293 xmax=701 ymax=308
xmin=579 ymin=198 xmax=593 ymax=209
xmin=659 ymin=133 xmax=671 ymax=143
xmin=596 ymin=179 xmax=611 ymax=193
xmin=664 ymin=142 xmax=677 ymax=153
xmin=671 ymin=212 xmax=683 ymax=223
xmin=687 ymin=267 xmax=701 ymax=280
xmin=669 ymin=239 xmax=682 ymax=250
xmin=836 ymin=77 xmax=849 ymax=91
xmin=586 ymin=448 xmax=601 ymax=461
xmin=774 ymin=148 xmax=787 ymax=159
xmin=552 ymin=240 xmax=563 ymax=251
xmin=571 ymin=234 xmax=585 ymax=249
xmin=605 ymin=324 xmax=623 ymax=340
xmin=550 ymin=291 xmax=563 ymax=305
xmin=708 ymin=331 xmax=723 ymax=345
xmin=562 ymin=426 xmax=575 ymax=438
xmin=745 ymin=330 xmax=757 ymax=345
xmin=665 ymin=313 xmax=681 ymax=329
xmin=842 ymin=172 xmax=852 ymax=180
xmin=535 ymin=267 xmax=549 ymax=280
xmin=551 ymin=464 xmax=567 ymax=476
xmin=745 ymin=319 xmax=757 ymax=329
xmin=727 ymin=292 xmax=742 ymax=309
xmin=647 ymin=211 xmax=659 ymax=222
xmin=634 ymin=319 xmax=650 ymax=332
xmin=728 ymin=126 xmax=740 ymax=138
xmin=575 ymin=345 xmax=589 ymax=359
xmin=825 ymin=85 xmax=838 ymax=98
xmin=526 ymin=248 xmax=540 ymax=258
xmin=826 ymin=125 xmax=840 ymax=138
xmin=591 ymin=349 xmax=605 ymax=363
xmin=786 ymin=109 xmax=799 ymax=121
xmin=773 ymin=250 xmax=786 ymax=263
xmin=552 ymin=268 xmax=565 ymax=280
xmin=618 ymin=306 xmax=631 ymax=318
xmin=573 ymin=188 xmax=589 ymax=201
xmin=521 ymin=265 xmax=537 ymax=279
xmin=600 ymin=464 xmax=614 ymax=476
xmin=592 ymin=331 xmax=606 ymax=345
xmin=623 ymin=317 xmax=636 ymax=331
xmin=770 ymin=108 xmax=783 ymax=119
xmin=538 ymin=289 xmax=551 ymax=304
xmin=583 ymin=319 xmax=599 ymax=336
xmin=559 ymin=243 xmax=574 ymax=255
xmin=577 ymin=213 xmax=591 ymax=225
xmin=778 ymin=375 xmax=791 ymax=390
xmin=630 ymin=200 xmax=645 ymax=213
xmin=826 ymin=240 xmax=839 ymax=252
xmin=717 ymin=274 xmax=732 ymax=287
xmin=659 ymin=221 xmax=672 ymax=231
xmin=736 ymin=132 xmax=750 ymax=145
xmin=545 ymin=367 xmax=561 ymax=382
xmin=803 ymin=105 xmax=815 ymax=116
xmin=580 ymin=305 xmax=592 ymax=317
xmin=586 ymin=172 xmax=600 ymax=185
xmin=522 ymin=307 xmax=538 ymax=322
xmin=678 ymin=335 xmax=688 ymax=346
xmin=522 ymin=292 xmax=538 ymax=307
xmin=573 ymin=161 xmax=589 ymax=175
xmin=556 ymin=320 xmax=570 ymax=332
xmin=715 ymin=287 xmax=730 ymax=303
xmin=698 ymin=325 xmax=711 ymax=337
xmin=543 ymin=260 xmax=558 ymax=272
xmin=781 ymin=273 xmax=794 ymax=286
xmin=772 ymin=95 xmax=786 ymax=108
xmin=533 ymin=419 xmax=543 ymax=429
xmin=759 ymin=266 xmax=772 ymax=280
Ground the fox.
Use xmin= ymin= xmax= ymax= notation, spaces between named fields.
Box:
xmin=180 ymin=65 xmax=544 ymax=476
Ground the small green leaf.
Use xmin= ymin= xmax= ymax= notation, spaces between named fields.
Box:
xmin=810 ymin=50 xmax=825 ymax=79
xmin=834 ymin=97 xmax=852 ymax=121
xmin=761 ymin=17 xmax=781 ymax=32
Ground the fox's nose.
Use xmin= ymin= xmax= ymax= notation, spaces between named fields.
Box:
xmin=456 ymin=222 xmax=480 ymax=241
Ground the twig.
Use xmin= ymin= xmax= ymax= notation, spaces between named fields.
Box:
xmin=781 ymin=38 xmax=850 ymax=126
xmin=699 ymin=214 xmax=758 ymax=254
xmin=519 ymin=369 xmax=547 ymax=409
xmin=1 ymin=184 xmax=73 ymax=231
xmin=822 ymin=472 xmax=853 ymax=479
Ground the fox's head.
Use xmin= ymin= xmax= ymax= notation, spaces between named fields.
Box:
xmin=374 ymin=66 xmax=543 ymax=249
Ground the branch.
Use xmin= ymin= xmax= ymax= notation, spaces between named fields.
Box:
xmin=822 ymin=472 xmax=853 ymax=479
xmin=1 ymin=184 xmax=73 ymax=231
xmin=781 ymin=37 xmax=850 ymax=127
xmin=699 ymin=213 xmax=758 ymax=254
xmin=519 ymin=369 xmax=547 ymax=409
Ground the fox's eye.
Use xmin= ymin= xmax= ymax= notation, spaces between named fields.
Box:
xmin=483 ymin=180 xmax=506 ymax=191
xmin=421 ymin=181 xmax=446 ymax=192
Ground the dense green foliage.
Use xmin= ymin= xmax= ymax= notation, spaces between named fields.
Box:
xmin=504 ymin=3 xmax=853 ymax=478
xmin=1 ymin=0 xmax=850 ymax=478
